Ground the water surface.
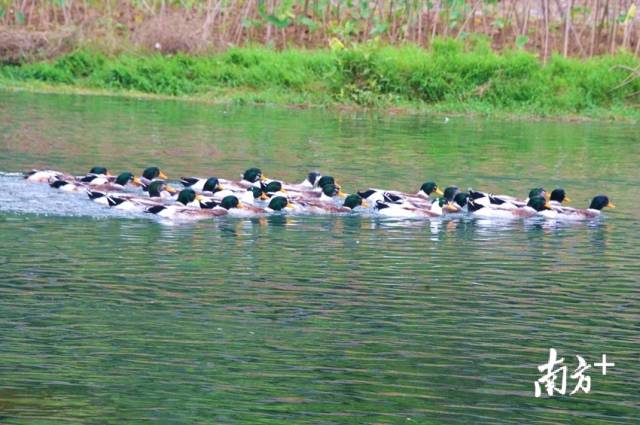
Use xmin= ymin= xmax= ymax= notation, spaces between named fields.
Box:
xmin=1 ymin=91 xmax=639 ymax=424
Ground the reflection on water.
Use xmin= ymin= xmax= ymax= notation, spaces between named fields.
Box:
xmin=0 ymin=91 xmax=639 ymax=424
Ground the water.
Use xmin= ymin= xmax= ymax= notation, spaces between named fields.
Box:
xmin=0 ymin=91 xmax=639 ymax=424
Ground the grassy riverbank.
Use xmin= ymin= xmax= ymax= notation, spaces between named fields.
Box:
xmin=2 ymin=41 xmax=640 ymax=120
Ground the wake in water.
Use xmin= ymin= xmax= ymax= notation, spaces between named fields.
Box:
xmin=7 ymin=167 xmax=616 ymax=223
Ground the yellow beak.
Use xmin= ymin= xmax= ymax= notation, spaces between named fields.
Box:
xmin=544 ymin=201 xmax=552 ymax=209
xmin=132 ymin=177 xmax=142 ymax=186
xmin=217 ymin=184 xmax=224 ymax=190
xmin=607 ymin=202 xmax=616 ymax=208
xmin=260 ymin=175 xmax=267 ymax=182
xmin=260 ymin=193 xmax=269 ymax=201
xmin=106 ymin=171 xmax=113 ymax=177
xmin=286 ymin=202 xmax=294 ymax=210
xmin=362 ymin=200 xmax=370 ymax=208
xmin=166 ymin=185 xmax=178 ymax=194
xmin=563 ymin=196 xmax=572 ymax=203
xmin=544 ymin=192 xmax=551 ymax=201
xmin=281 ymin=188 xmax=288 ymax=193
xmin=435 ymin=188 xmax=444 ymax=196
xmin=238 ymin=202 xmax=245 ymax=209
xmin=196 ymin=194 xmax=205 ymax=201
xmin=159 ymin=171 xmax=168 ymax=179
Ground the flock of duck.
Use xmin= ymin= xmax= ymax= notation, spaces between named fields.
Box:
xmin=24 ymin=166 xmax=615 ymax=221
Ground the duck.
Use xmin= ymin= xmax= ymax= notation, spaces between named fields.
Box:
xmin=139 ymin=167 xmax=169 ymax=187
xmin=296 ymin=171 xmax=323 ymax=189
xmin=544 ymin=195 xmax=615 ymax=220
xmin=24 ymin=169 xmax=67 ymax=183
xmin=174 ymin=188 xmax=216 ymax=209
xmin=357 ymin=189 xmax=405 ymax=205
xmin=265 ymin=196 xmax=295 ymax=213
xmin=145 ymin=203 xmax=228 ymax=219
xmin=145 ymin=180 xmax=178 ymax=199
xmin=467 ymin=196 xmax=551 ymax=219
xmin=467 ymin=189 xmax=518 ymax=210
xmin=83 ymin=172 xmax=142 ymax=192
xmin=262 ymin=181 xmax=288 ymax=196
xmin=374 ymin=198 xmax=442 ymax=218
xmin=179 ymin=176 xmax=225 ymax=193
xmin=214 ymin=195 xmax=264 ymax=217
xmin=549 ymin=188 xmax=571 ymax=208
xmin=297 ymin=193 xmax=370 ymax=214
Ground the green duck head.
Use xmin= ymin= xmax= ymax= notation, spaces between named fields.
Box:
xmin=243 ymin=168 xmax=264 ymax=183
xmin=264 ymin=181 xmax=284 ymax=193
xmin=550 ymin=188 xmax=571 ymax=204
xmin=443 ymin=186 xmax=459 ymax=202
xmin=143 ymin=166 xmax=168 ymax=180
xmin=115 ymin=172 xmax=140 ymax=186
xmin=589 ymin=195 xmax=615 ymax=210
xmin=316 ymin=176 xmax=335 ymax=188
xmin=250 ymin=186 xmax=269 ymax=200
xmin=322 ymin=183 xmax=344 ymax=197
xmin=343 ymin=194 xmax=366 ymax=209
xmin=453 ymin=192 xmax=469 ymax=208
xmin=268 ymin=196 xmax=290 ymax=211
xmin=203 ymin=177 xmax=223 ymax=193
xmin=89 ymin=166 xmax=109 ymax=175
xmin=148 ymin=180 xmax=177 ymax=197
xmin=220 ymin=195 xmax=242 ymax=210
xmin=528 ymin=187 xmax=547 ymax=200
xmin=177 ymin=188 xmax=204 ymax=205
xmin=419 ymin=182 xmax=443 ymax=197
xmin=527 ymin=196 xmax=552 ymax=211
xmin=307 ymin=172 xmax=322 ymax=186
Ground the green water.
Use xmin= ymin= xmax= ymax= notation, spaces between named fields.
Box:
xmin=0 ymin=91 xmax=639 ymax=424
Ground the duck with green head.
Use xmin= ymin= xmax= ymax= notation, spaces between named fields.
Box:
xmin=139 ymin=166 xmax=169 ymax=187
xmin=546 ymin=195 xmax=615 ymax=220
xmin=179 ymin=176 xmax=224 ymax=193
xmin=466 ymin=195 xmax=552 ymax=219
xmin=145 ymin=180 xmax=178 ymax=199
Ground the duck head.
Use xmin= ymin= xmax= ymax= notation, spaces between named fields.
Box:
xmin=243 ymin=168 xmax=265 ymax=183
xmin=589 ymin=195 xmax=615 ymax=210
xmin=147 ymin=180 xmax=177 ymax=197
xmin=528 ymin=187 xmax=548 ymax=200
xmin=264 ymin=181 xmax=285 ymax=194
xmin=143 ymin=166 xmax=168 ymax=180
xmin=419 ymin=182 xmax=444 ymax=197
xmin=307 ymin=172 xmax=322 ymax=186
xmin=268 ymin=196 xmax=291 ymax=211
xmin=322 ymin=183 xmax=345 ymax=198
xmin=203 ymin=177 xmax=223 ymax=193
xmin=177 ymin=188 xmax=206 ymax=206
xmin=527 ymin=196 xmax=552 ymax=212
xmin=452 ymin=192 xmax=469 ymax=209
xmin=89 ymin=166 xmax=110 ymax=176
xmin=343 ymin=194 xmax=367 ymax=209
xmin=115 ymin=172 xmax=141 ymax=186
xmin=316 ymin=176 xmax=336 ymax=189
xmin=443 ymin=186 xmax=459 ymax=202
xmin=220 ymin=195 xmax=244 ymax=210
xmin=550 ymin=188 xmax=571 ymax=204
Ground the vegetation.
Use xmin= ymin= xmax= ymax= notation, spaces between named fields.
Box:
xmin=1 ymin=0 xmax=640 ymax=62
xmin=2 ymin=40 xmax=640 ymax=119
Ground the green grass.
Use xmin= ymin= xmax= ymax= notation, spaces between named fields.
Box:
xmin=2 ymin=39 xmax=639 ymax=120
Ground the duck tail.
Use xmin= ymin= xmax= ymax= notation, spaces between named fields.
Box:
xmin=50 ymin=180 xmax=68 ymax=189
xmin=180 ymin=177 xmax=198 ymax=187
xmin=87 ymin=190 xmax=106 ymax=200
xmin=146 ymin=205 xmax=166 ymax=215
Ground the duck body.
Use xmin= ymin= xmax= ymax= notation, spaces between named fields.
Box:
xmin=25 ymin=169 xmax=67 ymax=183
xmin=374 ymin=201 xmax=440 ymax=218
